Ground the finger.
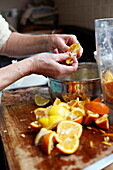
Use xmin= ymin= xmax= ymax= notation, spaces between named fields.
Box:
xmin=77 ymin=47 xmax=83 ymax=58
xmin=58 ymin=63 xmax=78 ymax=75
xmin=71 ymin=60 xmax=78 ymax=70
xmin=66 ymin=35 xmax=79 ymax=46
xmin=54 ymin=52 xmax=70 ymax=62
xmin=54 ymin=48 xmax=59 ymax=54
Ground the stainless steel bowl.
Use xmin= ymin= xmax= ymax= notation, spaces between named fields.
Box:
xmin=48 ymin=62 xmax=101 ymax=102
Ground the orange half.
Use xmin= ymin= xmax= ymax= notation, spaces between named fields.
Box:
xmin=55 ymin=120 xmax=82 ymax=143
xmin=56 ymin=134 xmax=79 ymax=154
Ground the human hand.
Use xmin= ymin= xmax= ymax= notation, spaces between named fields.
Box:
xmin=47 ymin=34 xmax=83 ymax=59
xmin=30 ymin=52 xmax=78 ymax=79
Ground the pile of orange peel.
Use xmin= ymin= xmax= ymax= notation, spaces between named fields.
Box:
xmin=29 ymin=96 xmax=113 ymax=155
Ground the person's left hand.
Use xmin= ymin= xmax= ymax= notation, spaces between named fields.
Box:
xmin=47 ymin=34 xmax=83 ymax=59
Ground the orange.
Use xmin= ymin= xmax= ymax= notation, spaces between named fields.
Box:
xmin=56 ymin=134 xmax=79 ymax=154
xmin=95 ymin=114 xmax=109 ymax=130
xmin=35 ymin=128 xmax=52 ymax=146
xmin=29 ymin=121 xmax=41 ymax=131
xmin=34 ymin=107 xmax=48 ymax=120
xmin=93 ymin=97 xmax=102 ymax=102
xmin=66 ymin=43 xmax=81 ymax=64
xmin=55 ymin=120 xmax=82 ymax=143
xmin=84 ymin=101 xmax=110 ymax=115
xmin=41 ymin=131 xmax=56 ymax=155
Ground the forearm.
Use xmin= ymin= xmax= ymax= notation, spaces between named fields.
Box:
xmin=0 ymin=57 xmax=33 ymax=90
xmin=0 ymin=32 xmax=49 ymax=57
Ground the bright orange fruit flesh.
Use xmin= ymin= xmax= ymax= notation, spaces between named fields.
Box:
xmin=55 ymin=120 xmax=82 ymax=143
xmin=56 ymin=134 xmax=79 ymax=154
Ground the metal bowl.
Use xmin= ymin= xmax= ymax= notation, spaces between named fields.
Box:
xmin=48 ymin=62 xmax=101 ymax=102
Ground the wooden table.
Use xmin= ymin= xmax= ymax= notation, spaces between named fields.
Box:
xmin=0 ymin=86 xmax=113 ymax=170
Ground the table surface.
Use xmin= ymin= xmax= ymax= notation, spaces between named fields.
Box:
xmin=0 ymin=86 xmax=113 ymax=170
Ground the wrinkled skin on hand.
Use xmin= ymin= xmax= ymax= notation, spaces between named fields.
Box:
xmin=31 ymin=52 xmax=78 ymax=79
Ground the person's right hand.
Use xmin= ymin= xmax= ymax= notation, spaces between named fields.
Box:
xmin=30 ymin=52 xmax=78 ymax=79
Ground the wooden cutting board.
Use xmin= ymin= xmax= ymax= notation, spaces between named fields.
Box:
xmin=0 ymin=97 xmax=113 ymax=169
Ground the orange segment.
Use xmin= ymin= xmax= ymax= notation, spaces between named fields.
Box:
xmin=56 ymin=134 xmax=79 ymax=154
xmin=41 ymin=131 xmax=56 ymax=155
xmin=55 ymin=120 xmax=82 ymax=143
xmin=95 ymin=114 xmax=109 ymax=130
xmin=84 ymin=101 xmax=110 ymax=115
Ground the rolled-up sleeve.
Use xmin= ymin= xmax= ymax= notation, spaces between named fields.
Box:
xmin=0 ymin=14 xmax=12 ymax=49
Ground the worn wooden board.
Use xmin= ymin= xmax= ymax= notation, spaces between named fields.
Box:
xmin=0 ymin=100 xmax=113 ymax=170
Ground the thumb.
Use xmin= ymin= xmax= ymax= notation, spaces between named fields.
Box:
xmin=60 ymin=44 xmax=69 ymax=53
